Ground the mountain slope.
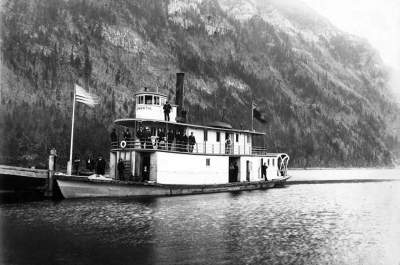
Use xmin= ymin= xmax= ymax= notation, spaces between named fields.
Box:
xmin=0 ymin=0 xmax=399 ymax=168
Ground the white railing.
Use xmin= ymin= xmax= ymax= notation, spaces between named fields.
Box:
xmin=111 ymin=140 xmax=269 ymax=156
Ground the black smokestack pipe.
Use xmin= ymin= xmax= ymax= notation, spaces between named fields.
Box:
xmin=175 ymin=73 xmax=185 ymax=117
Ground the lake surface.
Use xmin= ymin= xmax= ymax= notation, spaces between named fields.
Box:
xmin=1 ymin=169 xmax=400 ymax=265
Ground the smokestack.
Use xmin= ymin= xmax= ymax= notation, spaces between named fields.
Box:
xmin=175 ymin=73 xmax=185 ymax=117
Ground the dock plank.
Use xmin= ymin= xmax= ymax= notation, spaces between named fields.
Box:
xmin=0 ymin=165 xmax=48 ymax=179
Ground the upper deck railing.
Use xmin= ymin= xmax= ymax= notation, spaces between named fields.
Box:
xmin=111 ymin=140 xmax=270 ymax=156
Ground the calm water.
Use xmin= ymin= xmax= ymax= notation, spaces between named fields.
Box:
xmin=1 ymin=170 xmax=400 ymax=265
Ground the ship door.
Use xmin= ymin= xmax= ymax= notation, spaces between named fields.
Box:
xmin=142 ymin=154 xmax=150 ymax=181
xmin=246 ymin=160 xmax=251 ymax=181
xmin=229 ymin=158 xmax=239 ymax=183
xmin=118 ymin=151 xmax=132 ymax=180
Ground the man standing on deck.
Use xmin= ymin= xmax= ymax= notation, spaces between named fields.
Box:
xmin=73 ymin=154 xmax=80 ymax=175
xmin=163 ymin=101 xmax=172 ymax=121
xmin=233 ymin=162 xmax=239 ymax=182
xmin=117 ymin=158 xmax=125 ymax=180
xmin=262 ymin=163 xmax=268 ymax=181
xmin=96 ymin=154 xmax=106 ymax=176
xmin=86 ymin=155 xmax=95 ymax=171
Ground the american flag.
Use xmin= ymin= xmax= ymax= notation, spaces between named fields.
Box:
xmin=75 ymin=84 xmax=100 ymax=108
xmin=252 ymin=100 xmax=258 ymax=109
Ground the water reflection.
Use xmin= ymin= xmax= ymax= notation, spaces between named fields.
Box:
xmin=1 ymin=180 xmax=400 ymax=265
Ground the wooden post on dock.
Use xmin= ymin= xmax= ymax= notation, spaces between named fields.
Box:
xmin=45 ymin=155 xmax=55 ymax=197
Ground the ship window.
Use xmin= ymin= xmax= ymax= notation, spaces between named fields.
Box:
xmin=247 ymin=135 xmax=251 ymax=143
xmin=204 ymin=130 xmax=208 ymax=141
xmin=145 ymin=95 xmax=152 ymax=104
xmin=154 ymin=96 xmax=160 ymax=105
xmin=216 ymin=132 xmax=220 ymax=142
xmin=151 ymin=127 xmax=156 ymax=136
xmin=267 ymin=159 xmax=270 ymax=166
xmin=206 ymin=158 xmax=210 ymax=166
xmin=236 ymin=133 xmax=239 ymax=142
xmin=272 ymin=159 xmax=275 ymax=166
xmin=138 ymin=96 xmax=144 ymax=104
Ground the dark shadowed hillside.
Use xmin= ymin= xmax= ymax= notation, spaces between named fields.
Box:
xmin=1 ymin=0 xmax=399 ymax=168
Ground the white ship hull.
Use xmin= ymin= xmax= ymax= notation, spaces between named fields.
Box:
xmin=55 ymin=175 xmax=290 ymax=199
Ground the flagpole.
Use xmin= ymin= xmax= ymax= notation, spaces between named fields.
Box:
xmin=251 ymin=100 xmax=254 ymax=132
xmin=67 ymin=84 xmax=76 ymax=175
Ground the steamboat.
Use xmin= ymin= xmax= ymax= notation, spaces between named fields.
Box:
xmin=55 ymin=73 xmax=290 ymax=199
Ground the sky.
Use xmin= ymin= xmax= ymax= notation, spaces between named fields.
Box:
xmin=301 ymin=0 xmax=400 ymax=70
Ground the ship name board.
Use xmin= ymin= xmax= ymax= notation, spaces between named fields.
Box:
xmin=137 ymin=106 xmax=153 ymax=110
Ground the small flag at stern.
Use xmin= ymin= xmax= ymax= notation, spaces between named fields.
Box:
xmin=252 ymin=100 xmax=267 ymax=123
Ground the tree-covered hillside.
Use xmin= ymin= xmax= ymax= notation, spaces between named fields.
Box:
xmin=1 ymin=0 xmax=399 ymax=168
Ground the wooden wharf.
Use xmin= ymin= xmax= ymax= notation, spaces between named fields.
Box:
xmin=0 ymin=165 xmax=53 ymax=197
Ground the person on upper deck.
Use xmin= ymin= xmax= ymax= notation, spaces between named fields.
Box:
xmin=144 ymin=126 xmax=152 ymax=149
xmin=188 ymin=132 xmax=196 ymax=153
xmin=124 ymin=128 xmax=131 ymax=147
xmin=157 ymin=128 xmax=165 ymax=149
xmin=163 ymin=101 xmax=172 ymax=121
xmin=181 ymin=132 xmax=188 ymax=152
xmin=225 ymin=137 xmax=231 ymax=154
xmin=110 ymin=128 xmax=118 ymax=147
xmin=175 ymin=131 xmax=182 ymax=151
xmin=136 ymin=127 xmax=145 ymax=149
xmin=167 ymin=129 xmax=174 ymax=150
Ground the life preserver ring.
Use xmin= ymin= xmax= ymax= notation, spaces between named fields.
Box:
xmin=120 ymin=141 xmax=127 ymax=148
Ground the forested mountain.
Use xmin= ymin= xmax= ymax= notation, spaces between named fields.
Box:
xmin=1 ymin=0 xmax=399 ymax=168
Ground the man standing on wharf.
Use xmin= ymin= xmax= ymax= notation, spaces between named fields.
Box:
xmin=163 ymin=101 xmax=172 ymax=121
xmin=50 ymin=148 xmax=57 ymax=171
